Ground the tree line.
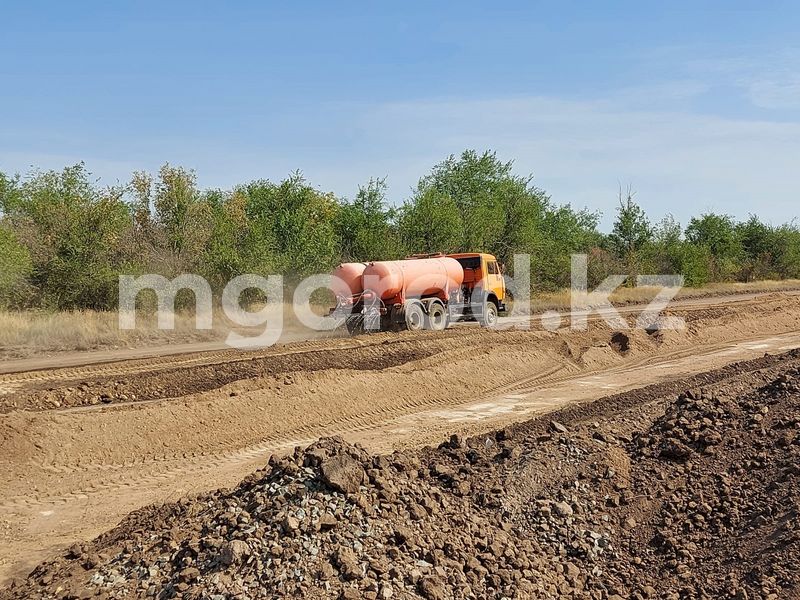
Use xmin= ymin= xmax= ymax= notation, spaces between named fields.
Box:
xmin=1 ymin=150 xmax=799 ymax=310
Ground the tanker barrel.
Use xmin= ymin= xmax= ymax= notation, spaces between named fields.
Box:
xmin=362 ymin=257 xmax=463 ymax=303
xmin=331 ymin=263 xmax=367 ymax=300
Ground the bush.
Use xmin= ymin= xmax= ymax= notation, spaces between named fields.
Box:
xmin=337 ymin=179 xmax=400 ymax=262
xmin=1 ymin=164 xmax=135 ymax=309
xmin=242 ymin=174 xmax=340 ymax=279
xmin=398 ymin=188 xmax=463 ymax=254
xmin=607 ymin=190 xmax=653 ymax=282
xmin=676 ymin=243 xmax=713 ymax=287
xmin=0 ymin=224 xmax=33 ymax=307
xmin=685 ymin=213 xmax=743 ymax=281
xmin=773 ymin=225 xmax=800 ymax=279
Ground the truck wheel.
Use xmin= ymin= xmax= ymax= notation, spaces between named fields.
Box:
xmin=479 ymin=301 xmax=498 ymax=328
xmin=404 ymin=303 xmax=425 ymax=331
xmin=425 ymin=302 xmax=448 ymax=331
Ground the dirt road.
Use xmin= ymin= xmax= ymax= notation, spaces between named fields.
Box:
xmin=1 ymin=292 xmax=800 ymax=585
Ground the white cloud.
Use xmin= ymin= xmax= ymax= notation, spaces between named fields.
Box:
xmin=746 ymin=72 xmax=800 ymax=110
xmin=689 ymin=51 xmax=800 ymax=111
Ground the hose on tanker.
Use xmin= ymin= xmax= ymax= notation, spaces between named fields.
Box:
xmin=342 ymin=291 xmax=385 ymax=334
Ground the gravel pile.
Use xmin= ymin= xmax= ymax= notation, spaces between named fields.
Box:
xmin=5 ymin=359 xmax=800 ymax=600
xmin=11 ymin=434 xmax=572 ymax=599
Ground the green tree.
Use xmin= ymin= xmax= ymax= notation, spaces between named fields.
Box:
xmin=536 ymin=205 xmax=602 ymax=289
xmin=398 ymin=188 xmax=462 ymax=254
xmin=676 ymin=243 xmax=713 ymax=287
xmin=1 ymin=164 xmax=135 ymax=308
xmin=4 ymin=157 xmax=800 ymax=310
xmin=772 ymin=223 xmax=800 ymax=279
xmin=685 ymin=213 xmax=743 ymax=281
xmin=414 ymin=150 xmax=529 ymax=252
xmin=200 ymin=189 xmax=255 ymax=291
xmin=641 ymin=214 xmax=683 ymax=275
xmin=0 ymin=172 xmax=22 ymax=215
xmin=736 ymin=215 xmax=776 ymax=281
xmin=408 ymin=149 xmax=591 ymax=287
xmin=488 ymin=178 xmax=549 ymax=267
xmin=337 ymin=178 xmax=398 ymax=261
xmin=654 ymin=214 xmax=682 ymax=247
xmin=153 ymin=165 xmax=214 ymax=274
xmin=154 ymin=164 xmax=200 ymax=253
xmin=0 ymin=224 xmax=32 ymax=307
xmin=607 ymin=189 xmax=652 ymax=282
xmin=242 ymin=173 xmax=340 ymax=277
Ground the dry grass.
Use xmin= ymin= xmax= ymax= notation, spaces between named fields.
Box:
xmin=2 ymin=280 xmax=799 ymax=359
xmin=530 ymin=279 xmax=800 ymax=311
xmin=0 ymin=302 xmax=333 ymax=360
xmin=0 ymin=310 xmax=226 ymax=359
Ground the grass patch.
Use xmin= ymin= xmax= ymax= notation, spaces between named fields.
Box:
xmin=530 ymin=279 xmax=800 ymax=311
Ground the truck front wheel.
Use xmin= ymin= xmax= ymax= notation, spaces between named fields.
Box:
xmin=479 ymin=301 xmax=498 ymax=328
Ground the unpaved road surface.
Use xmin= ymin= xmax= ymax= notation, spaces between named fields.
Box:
xmin=6 ymin=337 xmax=800 ymax=598
xmin=1 ymin=292 xmax=800 ymax=588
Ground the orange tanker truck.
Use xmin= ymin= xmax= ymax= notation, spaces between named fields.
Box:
xmin=330 ymin=253 xmax=507 ymax=333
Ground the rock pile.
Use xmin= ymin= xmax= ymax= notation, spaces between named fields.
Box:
xmin=602 ymin=368 xmax=800 ymax=599
xmin=11 ymin=434 xmax=574 ymax=599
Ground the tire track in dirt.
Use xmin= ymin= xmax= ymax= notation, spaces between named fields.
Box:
xmin=0 ymin=334 xmax=423 ymax=396
xmin=1 ymin=353 xmax=582 ymax=511
xmin=7 ymin=299 xmax=800 ymax=481
xmin=0 ymin=331 xmax=482 ymax=411
xmin=7 ymin=331 xmax=800 ymax=516
xmin=23 ymin=359 xmax=571 ymax=476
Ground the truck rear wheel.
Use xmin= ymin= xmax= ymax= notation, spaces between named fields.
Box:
xmin=404 ymin=303 xmax=425 ymax=331
xmin=479 ymin=301 xmax=498 ymax=328
xmin=425 ymin=302 xmax=448 ymax=331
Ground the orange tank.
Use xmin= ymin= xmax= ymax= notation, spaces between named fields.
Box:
xmin=331 ymin=262 xmax=367 ymax=299
xmin=362 ymin=257 xmax=464 ymax=303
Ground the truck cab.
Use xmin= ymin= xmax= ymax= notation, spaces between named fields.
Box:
xmin=447 ymin=252 xmax=507 ymax=325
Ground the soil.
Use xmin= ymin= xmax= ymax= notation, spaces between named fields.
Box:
xmin=4 ymin=349 xmax=800 ymax=599
xmin=1 ymin=292 xmax=800 ymax=595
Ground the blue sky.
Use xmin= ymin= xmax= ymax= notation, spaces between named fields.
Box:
xmin=2 ymin=1 xmax=799 ymax=229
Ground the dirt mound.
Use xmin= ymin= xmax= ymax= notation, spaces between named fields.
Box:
xmin=5 ymin=351 xmax=800 ymax=599
xmin=0 ymin=332 xmax=460 ymax=412
xmin=608 ymin=373 xmax=800 ymax=597
xmin=7 ymin=292 xmax=800 ymax=414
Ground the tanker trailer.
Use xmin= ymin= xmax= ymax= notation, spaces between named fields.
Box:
xmin=361 ymin=256 xmax=464 ymax=332
xmin=331 ymin=262 xmax=367 ymax=299
xmin=328 ymin=262 xmax=368 ymax=332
